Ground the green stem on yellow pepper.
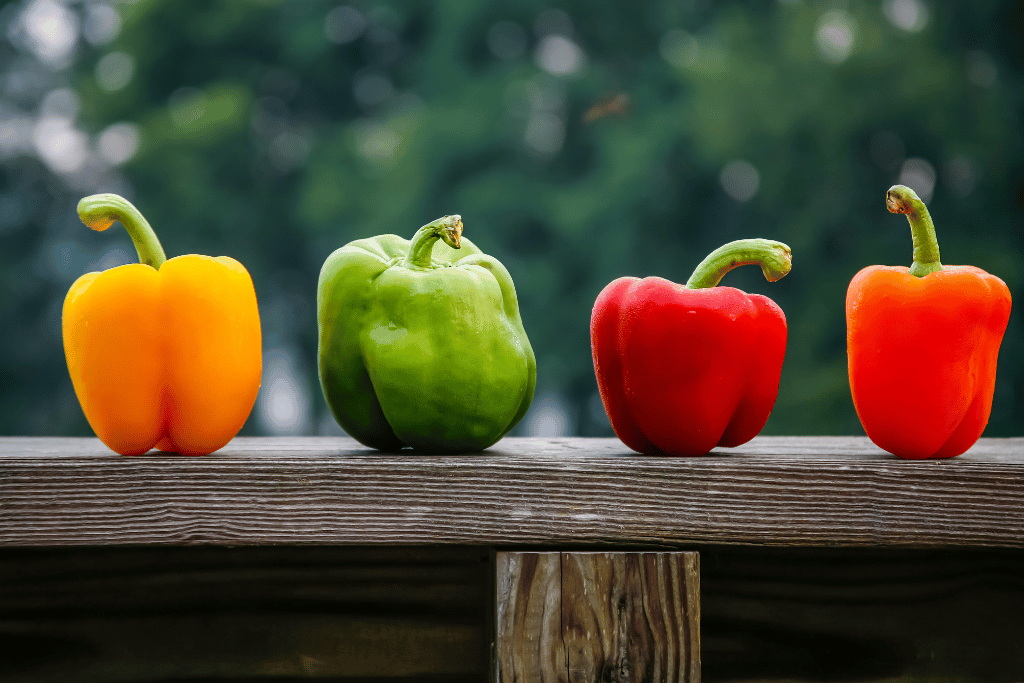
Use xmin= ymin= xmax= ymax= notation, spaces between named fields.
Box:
xmin=886 ymin=184 xmax=942 ymax=278
xmin=403 ymin=215 xmax=464 ymax=268
xmin=685 ymin=239 xmax=792 ymax=289
xmin=77 ymin=194 xmax=167 ymax=270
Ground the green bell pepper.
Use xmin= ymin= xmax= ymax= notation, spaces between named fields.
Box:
xmin=317 ymin=215 xmax=536 ymax=452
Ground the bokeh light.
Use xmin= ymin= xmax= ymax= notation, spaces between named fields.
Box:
xmin=720 ymin=160 xmax=760 ymax=203
xmin=258 ymin=348 xmax=312 ymax=436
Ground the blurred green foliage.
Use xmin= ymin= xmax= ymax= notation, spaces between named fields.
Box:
xmin=1 ymin=0 xmax=1022 ymax=439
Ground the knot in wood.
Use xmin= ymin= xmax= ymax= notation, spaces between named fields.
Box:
xmin=601 ymin=656 xmax=632 ymax=683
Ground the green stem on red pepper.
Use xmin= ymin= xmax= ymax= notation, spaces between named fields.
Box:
xmin=685 ymin=239 xmax=792 ymax=289
xmin=403 ymin=215 xmax=464 ymax=268
xmin=886 ymin=184 xmax=942 ymax=278
xmin=78 ymin=194 xmax=167 ymax=270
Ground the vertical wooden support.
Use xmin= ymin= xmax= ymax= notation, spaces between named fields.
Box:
xmin=495 ymin=551 xmax=700 ymax=683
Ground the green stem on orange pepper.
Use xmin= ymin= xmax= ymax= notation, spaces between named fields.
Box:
xmin=886 ymin=184 xmax=942 ymax=278
xmin=78 ymin=194 xmax=167 ymax=270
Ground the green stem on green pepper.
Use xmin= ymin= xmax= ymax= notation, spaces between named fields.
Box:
xmin=685 ymin=239 xmax=792 ymax=289
xmin=78 ymin=194 xmax=167 ymax=270
xmin=403 ymin=215 xmax=464 ymax=269
xmin=886 ymin=184 xmax=943 ymax=278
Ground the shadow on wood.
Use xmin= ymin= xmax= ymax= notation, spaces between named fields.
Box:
xmin=0 ymin=546 xmax=490 ymax=682
xmin=698 ymin=546 xmax=1024 ymax=682
xmin=0 ymin=545 xmax=1022 ymax=681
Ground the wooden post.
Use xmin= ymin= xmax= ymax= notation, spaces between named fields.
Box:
xmin=495 ymin=551 xmax=700 ymax=683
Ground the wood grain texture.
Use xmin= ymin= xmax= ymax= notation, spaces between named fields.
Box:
xmin=495 ymin=553 xmax=563 ymax=681
xmin=2 ymin=436 xmax=1024 ymax=546
xmin=495 ymin=552 xmax=700 ymax=683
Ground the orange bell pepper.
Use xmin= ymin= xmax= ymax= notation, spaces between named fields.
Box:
xmin=846 ymin=185 xmax=1012 ymax=459
xmin=62 ymin=194 xmax=262 ymax=455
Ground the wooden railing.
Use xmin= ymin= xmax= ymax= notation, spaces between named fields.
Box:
xmin=2 ymin=436 xmax=1023 ymax=682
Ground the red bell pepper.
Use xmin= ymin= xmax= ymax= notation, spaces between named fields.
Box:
xmin=591 ymin=239 xmax=792 ymax=456
xmin=846 ymin=185 xmax=1012 ymax=459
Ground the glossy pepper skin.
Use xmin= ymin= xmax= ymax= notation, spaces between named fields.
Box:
xmin=317 ymin=215 xmax=535 ymax=453
xmin=847 ymin=185 xmax=1011 ymax=459
xmin=592 ymin=239 xmax=792 ymax=456
xmin=63 ymin=194 xmax=262 ymax=456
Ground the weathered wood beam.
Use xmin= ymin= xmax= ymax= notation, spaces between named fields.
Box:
xmin=495 ymin=551 xmax=700 ymax=683
xmin=2 ymin=436 xmax=1024 ymax=546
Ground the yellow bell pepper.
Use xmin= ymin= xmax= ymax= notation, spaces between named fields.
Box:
xmin=63 ymin=194 xmax=262 ymax=455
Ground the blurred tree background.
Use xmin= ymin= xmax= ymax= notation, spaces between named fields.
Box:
xmin=1 ymin=0 xmax=1021 ymax=441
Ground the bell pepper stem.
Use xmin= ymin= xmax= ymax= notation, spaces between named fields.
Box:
xmin=403 ymin=215 xmax=463 ymax=268
xmin=685 ymin=238 xmax=792 ymax=289
xmin=78 ymin=193 xmax=167 ymax=270
xmin=886 ymin=184 xmax=942 ymax=277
